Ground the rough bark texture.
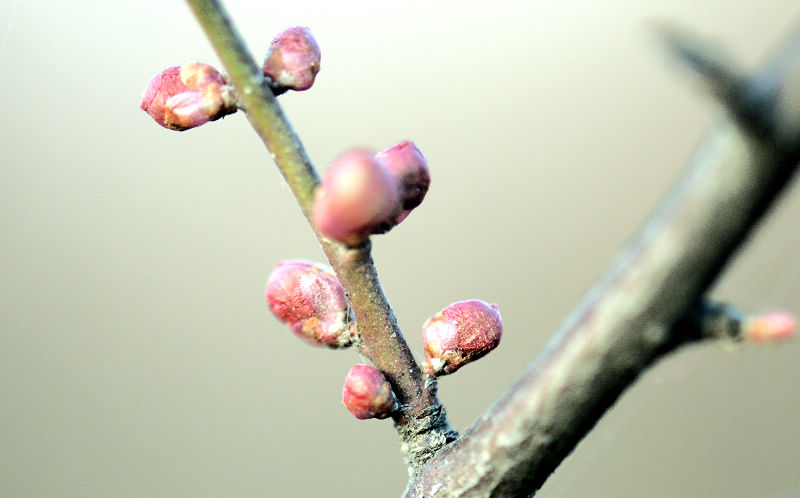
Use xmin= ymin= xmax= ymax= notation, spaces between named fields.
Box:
xmin=406 ymin=26 xmax=800 ymax=497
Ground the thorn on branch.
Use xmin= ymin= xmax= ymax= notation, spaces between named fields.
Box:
xmin=656 ymin=24 xmax=778 ymax=137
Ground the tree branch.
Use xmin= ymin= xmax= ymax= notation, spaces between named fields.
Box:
xmin=407 ymin=25 xmax=800 ymax=497
xmin=185 ymin=0 xmax=455 ymax=462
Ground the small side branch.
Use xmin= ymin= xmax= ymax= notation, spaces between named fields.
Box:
xmin=408 ymin=25 xmax=800 ymax=497
xmin=186 ymin=0 xmax=454 ymax=459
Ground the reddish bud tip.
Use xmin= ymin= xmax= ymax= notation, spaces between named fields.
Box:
xmin=313 ymin=149 xmax=400 ymax=246
xmin=368 ymin=141 xmax=431 ymax=235
xmin=265 ymin=259 xmax=354 ymax=348
xmin=376 ymin=141 xmax=431 ymax=212
xmin=422 ymin=300 xmax=503 ymax=376
xmin=744 ymin=311 xmax=796 ymax=343
xmin=140 ymin=62 xmax=237 ymax=131
xmin=263 ymin=26 xmax=321 ymax=92
xmin=342 ymin=364 xmax=396 ymax=420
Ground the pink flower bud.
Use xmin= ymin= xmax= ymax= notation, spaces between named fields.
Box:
xmin=265 ymin=259 xmax=355 ymax=348
xmin=342 ymin=364 xmax=396 ymax=420
xmin=140 ymin=62 xmax=237 ymax=131
xmin=262 ymin=26 xmax=321 ymax=93
xmin=376 ymin=141 xmax=431 ymax=212
xmin=313 ymin=150 xmax=400 ymax=246
xmin=744 ymin=311 xmax=796 ymax=343
xmin=422 ymin=300 xmax=503 ymax=376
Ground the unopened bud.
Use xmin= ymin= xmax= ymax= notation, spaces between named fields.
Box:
xmin=342 ymin=364 xmax=396 ymax=420
xmin=313 ymin=150 xmax=400 ymax=246
xmin=744 ymin=311 xmax=795 ymax=343
xmin=422 ymin=299 xmax=503 ymax=376
xmin=265 ymin=259 xmax=355 ymax=348
xmin=367 ymin=141 xmax=431 ymax=235
xmin=140 ymin=62 xmax=237 ymax=131
xmin=263 ymin=26 xmax=321 ymax=93
xmin=376 ymin=141 xmax=431 ymax=212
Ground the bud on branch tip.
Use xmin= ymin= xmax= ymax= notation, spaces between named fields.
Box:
xmin=422 ymin=299 xmax=503 ymax=376
xmin=140 ymin=62 xmax=237 ymax=131
xmin=342 ymin=364 xmax=397 ymax=420
xmin=263 ymin=26 xmax=321 ymax=93
xmin=744 ymin=311 xmax=796 ymax=343
xmin=265 ymin=259 xmax=355 ymax=348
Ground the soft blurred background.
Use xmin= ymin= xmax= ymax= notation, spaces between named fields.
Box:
xmin=2 ymin=1 xmax=800 ymax=496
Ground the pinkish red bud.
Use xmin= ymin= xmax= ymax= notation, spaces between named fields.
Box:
xmin=422 ymin=300 xmax=503 ymax=376
xmin=313 ymin=149 xmax=400 ymax=246
xmin=368 ymin=141 xmax=431 ymax=235
xmin=342 ymin=364 xmax=396 ymax=420
xmin=376 ymin=141 xmax=431 ymax=213
xmin=263 ymin=26 xmax=321 ymax=93
xmin=744 ymin=311 xmax=796 ymax=343
xmin=140 ymin=62 xmax=237 ymax=131
xmin=265 ymin=259 xmax=355 ymax=348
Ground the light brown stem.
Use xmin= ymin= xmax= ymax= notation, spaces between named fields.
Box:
xmin=184 ymin=0 xmax=455 ymax=464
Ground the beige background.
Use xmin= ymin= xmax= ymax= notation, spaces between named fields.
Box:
xmin=2 ymin=1 xmax=799 ymax=496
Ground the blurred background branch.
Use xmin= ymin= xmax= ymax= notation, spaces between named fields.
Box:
xmin=409 ymin=23 xmax=800 ymax=496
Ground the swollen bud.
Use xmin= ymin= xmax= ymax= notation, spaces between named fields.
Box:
xmin=376 ymin=141 xmax=431 ymax=213
xmin=342 ymin=364 xmax=397 ymax=420
xmin=313 ymin=150 xmax=399 ymax=246
xmin=140 ymin=62 xmax=237 ymax=131
xmin=263 ymin=26 xmax=321 ymax=93
xmin=369 ymin=141 xmax=431 ymax=234
xmin=422 ymin=300 xmax=503 ymax=376
xmin=265 ymin=259 xmax=355 ymax=348
xmin=743 ymin=311 xmax=796 ymax=343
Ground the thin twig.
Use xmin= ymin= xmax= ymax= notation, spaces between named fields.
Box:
xmin=407 ymin=25 xmax=800 ymax=497
xmin=184 ymin=0 xmax=455 ymax=461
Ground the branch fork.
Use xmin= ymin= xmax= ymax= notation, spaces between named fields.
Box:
xmin=153 ymin=3 xmax=800 ymax=495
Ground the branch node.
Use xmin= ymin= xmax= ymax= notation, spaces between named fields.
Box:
xmin=396 ymin=400 xmax=458 ymax=469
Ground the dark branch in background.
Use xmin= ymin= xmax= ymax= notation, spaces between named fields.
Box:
xmin=407 ymin=25 xmax=800 ymax=497
xmin=184 ymin=0 xmax=456 ymax=466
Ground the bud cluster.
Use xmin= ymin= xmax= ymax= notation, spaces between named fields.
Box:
xmin=265 ymin=259 xmax=355 ymax=348
xmin=313 ymin=142 xmax=431 ymax=246
xmin=143 ymin=25 xmax=508 ymax=426
xmin=141 ymin=27 xmax=321 ymax=132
